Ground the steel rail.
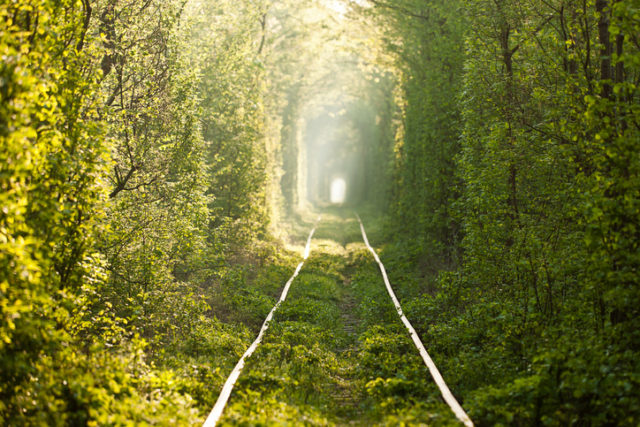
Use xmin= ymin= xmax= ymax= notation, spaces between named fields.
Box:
xmin=356 ymin=214 xmax=474 ymax=427
xmin=202 ymin=220 xmax=319 ymax=427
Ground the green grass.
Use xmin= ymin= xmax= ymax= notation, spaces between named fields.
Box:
xmin=216 ymin=208 xmax=459 ymax=425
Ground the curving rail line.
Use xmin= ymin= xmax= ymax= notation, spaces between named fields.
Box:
xmin=202 ymin=220 xmax=319 ymax=427
xmin=356 ymin=214 xmax=474 ymax=427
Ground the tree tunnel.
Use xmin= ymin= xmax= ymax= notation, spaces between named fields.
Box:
xmin=277 ymin=62 xmax=395 ymax=213
xmin=304 ymin=106 xmax=364 ymax=206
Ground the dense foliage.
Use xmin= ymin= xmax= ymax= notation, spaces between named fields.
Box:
xmin=2 ymin=0 xmax=638 ymax=424
xmin=0 ymin=0 xmax=281 ymax=423
xmin=370 ymin=0 xmax=640 ymax=424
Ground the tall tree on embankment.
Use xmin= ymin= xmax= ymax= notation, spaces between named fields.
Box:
xmin=366 ymin=0 xmax=467 ymax=270
xmin=1 ymin=1 xmax=105 ymax=419
xmin=1 ymin=0 xmax=202 ymax=422
xmin=453 ymin=0 xmax=640 ymax=422
xmin=369 ymin=0 xmax=640 ymax=423
xmin=189 ymin=0 xmax=270 ymax=253
xmin=94 ymin=0 xmax=212 ymax=347
xmin=0 ymin=0 xmax=274 ymax=423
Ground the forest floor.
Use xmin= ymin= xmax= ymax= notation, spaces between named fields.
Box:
xmin=216 ymin=208 xmax=458 ymax=426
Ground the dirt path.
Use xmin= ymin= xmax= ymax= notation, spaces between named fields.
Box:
xmin=331 ymin=268 xmax=363 ymax=420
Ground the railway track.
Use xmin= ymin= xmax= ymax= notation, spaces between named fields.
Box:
xmin=203 ymin=214 xmax=473 ymax=426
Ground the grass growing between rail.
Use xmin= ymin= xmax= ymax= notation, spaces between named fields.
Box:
xmin=217 ymin=209 xmax=459 ymax=425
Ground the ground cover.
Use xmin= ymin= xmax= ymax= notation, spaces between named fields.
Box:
xmin=217 ymin=210 xmax=459 ymax=425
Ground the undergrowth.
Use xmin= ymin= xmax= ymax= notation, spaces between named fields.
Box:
xmin=219 ymin=209 xmax=459 ymax=425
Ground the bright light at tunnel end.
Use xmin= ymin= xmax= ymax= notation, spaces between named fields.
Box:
xmin=330 ymin=178 xmax=347 ymax=204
